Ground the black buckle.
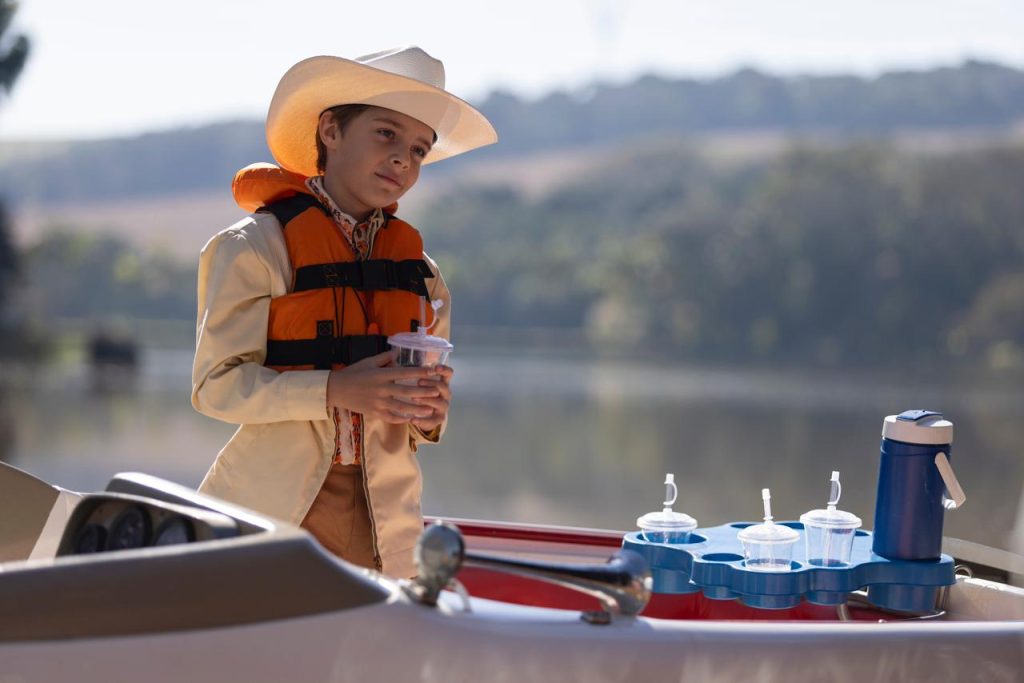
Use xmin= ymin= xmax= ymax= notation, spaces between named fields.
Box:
xmin=323 ymin=264 xmax=341 ymax=288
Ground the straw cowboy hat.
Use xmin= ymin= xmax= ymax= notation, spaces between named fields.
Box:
xmin=266 ymin=46 xmax=498 ymax=177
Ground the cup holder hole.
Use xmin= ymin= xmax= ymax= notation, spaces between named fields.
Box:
xmin=702 ymin=552 xmax=744 ymax=562
xmin=742 ymin=559 xmax=802 ymax=571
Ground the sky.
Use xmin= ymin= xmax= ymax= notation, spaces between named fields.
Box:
xmin=1 ymin=0 xmax=1023 ymax=141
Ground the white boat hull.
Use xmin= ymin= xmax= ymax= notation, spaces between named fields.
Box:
xmin=3 ymin=589 xmax=1022 ymax=683
xmin=1 ymin=463 xmax=1022 ymax=682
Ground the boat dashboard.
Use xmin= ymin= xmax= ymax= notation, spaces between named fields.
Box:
xmin=56 ymin=492 xmax=241 ymax=557
xmin=0 ymin=463 xmax=393 ymax=642
xmin=48 ymin=468 xmax=279 ymax=558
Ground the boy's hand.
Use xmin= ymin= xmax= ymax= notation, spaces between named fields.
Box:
xmin=327 ymin=352 xmax=442 ymax=424
xmin=409 ymin=365 xmax=453 ymax=433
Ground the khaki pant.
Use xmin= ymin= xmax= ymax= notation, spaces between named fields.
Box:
xmin=301 ymin=464 xmax=378 ymax=571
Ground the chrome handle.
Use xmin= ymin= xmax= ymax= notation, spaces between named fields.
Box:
xmin=463 ymin=548 xmax=652 ymax=623
xmin=408 ymin=522 xmax=652 ymax=624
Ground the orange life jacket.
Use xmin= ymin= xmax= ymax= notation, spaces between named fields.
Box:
xmin=232 ymin=164 xmax=435 ymax=372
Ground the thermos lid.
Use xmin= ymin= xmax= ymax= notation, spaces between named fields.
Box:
xmin=882 ymin=410 xmax=953 ymax=445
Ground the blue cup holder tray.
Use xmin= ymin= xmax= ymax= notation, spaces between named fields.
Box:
xmin=622 ymin=522 xmax=954 ymax=611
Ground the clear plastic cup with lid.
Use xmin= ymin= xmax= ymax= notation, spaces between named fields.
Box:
xmin=799 ymin=471 xmax=862 ymax=567
xmin=636 ymin=473 xmax=698 ymax=544
xmin=737 ymin=488 xmax=800 ymax=571
xmin=388 ymin=330 xmax=453 ymax=369
xmin=388 ymin=298 xmax=453 ymax=369
xmin=387 ymin=299 xmax=453 ymax=417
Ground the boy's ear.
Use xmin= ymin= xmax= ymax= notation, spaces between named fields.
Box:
xmin=318 ymin=110 xmax=341 ymax=150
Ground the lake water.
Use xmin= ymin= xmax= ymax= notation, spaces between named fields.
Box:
xmin=2 ymin=348 xmax=1022 ymax=554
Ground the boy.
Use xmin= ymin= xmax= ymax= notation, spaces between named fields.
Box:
xmin=191 ymin=47 xmax=497 ymax=578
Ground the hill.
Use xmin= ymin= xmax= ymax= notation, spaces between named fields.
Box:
xmin=3 ymin=61 xmax=1023 ymax=371
xmin=2 ymin=59 xmax=1023 ymax=207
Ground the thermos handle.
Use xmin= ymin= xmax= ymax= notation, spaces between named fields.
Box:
xmin=935 ymin=452 xmax=966 ymax=510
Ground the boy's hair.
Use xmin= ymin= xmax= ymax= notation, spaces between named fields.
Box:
xmin=315 ymin=104 xmax=371 ymax=174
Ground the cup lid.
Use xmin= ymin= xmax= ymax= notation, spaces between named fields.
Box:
xmin=388 ymin=331 xmax=454 ymax=353
xmin=737 ymin=522 xmax=800 ymax=545
xmin=882 ymin=410 xmax=953 ymax=445
xmin=636 ymin=510 xmax=697 ymax=532
xmin=799 ymin=508 xmax=862 ymax=530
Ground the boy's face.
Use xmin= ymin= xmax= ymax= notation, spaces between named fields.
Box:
xmin=318 ymin=105 xmax=435 ymax=220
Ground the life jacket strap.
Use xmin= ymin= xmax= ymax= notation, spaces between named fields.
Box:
xmin=259 ymin=195 xmax=434 ymax=297
xmin=293 ymin=259 xmax=432 ymax=297
xmin=266 ymin=332 xmax=390 ymax=369
xmin=257 ymin=193 xmax=329 ymax=225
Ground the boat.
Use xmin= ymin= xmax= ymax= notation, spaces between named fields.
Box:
xmin=0 ymin=460 xmax=1021 ymax=682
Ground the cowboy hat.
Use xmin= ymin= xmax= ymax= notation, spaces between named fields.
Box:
xmin=266 ymin=46 xmax=498 ymax=177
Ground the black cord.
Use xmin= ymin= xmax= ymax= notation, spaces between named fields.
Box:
xmin=352 ymin=287 xmax=371 ymax=327
xmin=333 ymin=286 xmax=344 ymax=358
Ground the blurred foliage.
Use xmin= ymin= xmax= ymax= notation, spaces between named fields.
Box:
xmin=0 ymin=121 xmax=271 ymax=203
xmin=0 ymin=0 xmax=29 ymax=360
xmin=464 ymin=60 xmax=1024 ymax=163
xmin=422 ymin=143 xmax=1024 ymax=369
xmin=10 ymin=143 xmax=1022 ymax=372
xmin=0 ymin=1 xmax=29 ymax=98
xmin=0 ymin=201 xmax=16 ymax=316
xmin=16 ymin=231 xmax=195 ymax=323
xmin=4 ymin=54 xmax=1023 ymax=371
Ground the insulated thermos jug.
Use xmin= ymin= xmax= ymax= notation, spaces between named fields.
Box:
xmin=872 ymin=410 xmax=966 ymax=561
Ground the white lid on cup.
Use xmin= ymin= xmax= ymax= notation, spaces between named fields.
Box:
xmin=737 ymin=488 xmax=799 ymax=545
xmin=799 ymin=507 xmax=862 ymax=530
xmin=637 ymin=509 xmax=698 ymax=532
xmin=799 ymin=471 xmax=862 ymax=530
xmin=737 ymin=521 xmax=800 ymax=544
xmin=387 ymin=331 xmax=453 ymax=353
xmin=636 ymin=474 xmax=698 ymax=532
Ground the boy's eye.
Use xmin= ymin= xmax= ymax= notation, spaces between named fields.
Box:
xmin=377 ymin=128 xmax=396 ymax=140
xmin=412 ymin=146 xmax=428 ymax=159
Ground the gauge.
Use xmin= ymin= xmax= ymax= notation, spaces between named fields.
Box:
xmin=72 ymin=523 xmax=107 ymax=554
xmin=106 ymin=506 xmax=150 ymax=551
xmin=153 ymin=517 xmax=194 ymax=546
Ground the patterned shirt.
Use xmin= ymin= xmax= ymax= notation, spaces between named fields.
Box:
xmin=305 ymin=175 xmax=386 ymax=466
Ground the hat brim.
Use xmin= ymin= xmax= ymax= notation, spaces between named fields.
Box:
xmin=266 ymin=55 xmax=498 ymax=177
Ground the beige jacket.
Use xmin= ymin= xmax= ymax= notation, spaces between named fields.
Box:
xmin=192 ymin=210 xmax=450 ymax=578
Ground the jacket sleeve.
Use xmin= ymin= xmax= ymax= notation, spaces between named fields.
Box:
xmin=410 ymin=252 xmax=451 ymax=447
xmin=191 ymin=226 xmax=330 ymax=425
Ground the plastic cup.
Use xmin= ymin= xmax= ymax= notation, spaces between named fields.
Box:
xmin=737 ymin=522 xmax=800 ymax=571
xmin=799 ymin=508 xmax=861 ymax=567
xmin=387 ymin=332 xmax=453 ymax=417
xmin=636 ymin=510 xmax=698 ymax=544
xmin=388 ymin=331 xmax=453 ymax=369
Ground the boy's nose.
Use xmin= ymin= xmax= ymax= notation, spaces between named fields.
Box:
xmin=391 ymin=152 xmax=410 ymax=169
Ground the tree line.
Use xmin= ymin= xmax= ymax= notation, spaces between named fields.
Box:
xmin=9 ymin=142 xmax=1023 ymax=371
xmin=3 ymin=59 xmax=1024 ymax=203
xmin=420 ymin=142 xmax=1024 ymax=369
